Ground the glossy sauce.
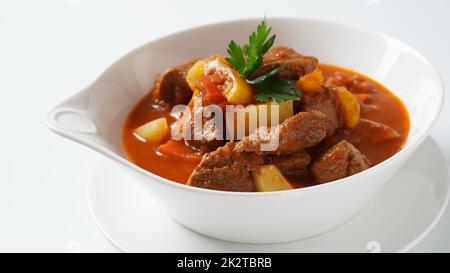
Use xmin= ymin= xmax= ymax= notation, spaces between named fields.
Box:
xmin=123 ymin=64 xmax=410 ymax=187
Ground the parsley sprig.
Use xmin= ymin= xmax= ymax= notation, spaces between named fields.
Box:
xmin=256 ymin=78 xmax=302 ymax=103
xmin=226 ymin=21 xmax=275 ymax=79
xmin=226 ymin=20 xmax=302 ymax=103
xmin=246 ymin=65 xmax=302 ymax=103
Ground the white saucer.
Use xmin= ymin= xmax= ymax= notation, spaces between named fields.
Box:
xmin=88 ymin=137 xmax=449 ymax=252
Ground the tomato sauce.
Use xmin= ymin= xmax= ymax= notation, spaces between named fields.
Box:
xmin=122 ymin=64 xmax=410 ymax=187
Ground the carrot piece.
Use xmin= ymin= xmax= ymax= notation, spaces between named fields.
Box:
xmin=158 ymin=140 xmax=202 ymax=163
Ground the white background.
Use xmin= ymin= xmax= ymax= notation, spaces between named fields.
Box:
xmin=0 ymin=0 xmax=449 ymax=252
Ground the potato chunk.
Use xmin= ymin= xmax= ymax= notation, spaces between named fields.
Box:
xmin=227 ymin=100 xmax=294 ymax=139
xmin=134 ymin=117 xmax=169 ymax=143
xmin=186 ymin=60 xmax=206 ymax=92
xmin=265 ymin=100 xmax=294 ymax=125
xmin=252 ymin=165 xmax=293 ymax=192
xmin=297 ymin=69 xmax=324 ymax=93
xmin=336 ymin=86 xmax=360 ymax=128
xmin=186 ymin=55 xmax=254 ymax=104
xmin=224 ymin=72 xmax=254 ymax=104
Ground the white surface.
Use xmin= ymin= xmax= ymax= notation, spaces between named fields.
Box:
xmin=89 ymin=137 xmax=450 ymax=253
xmin=47 ymin=17 xmax=443 ymax=244
xmin=0 ymin=0 xmax=449 ymax=252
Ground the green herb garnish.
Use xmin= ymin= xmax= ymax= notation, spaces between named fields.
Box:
xmin=226 ymin=21 xmax=276 ymax=79
xmin=256 ymin=79 xmax=302 ymax=104
xmin=245 ymin=65 xmax=284 ymax=85
xmin=226 ymin=20 xmax=302 ymax=104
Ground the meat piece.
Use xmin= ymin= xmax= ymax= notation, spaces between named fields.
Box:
xmin=187 ymin=142 xmax=260 ymax=192
xmin=236 ymin=110 xmax=327 ymax=154
xmin=268 ymin=151 xmax=311 ymax=177
xmin=174 ymin=96 xmax=226 ymax=153
xmin=188 ymin=111 xmax=327 ymax=191
xmin=322 ymin=119 xmax=401 ymax=150
xmin=151 ymin=59 xmax=198 ymax=106
xmin=252 ymin=46 xmax=318 ymax=80
xmin=263 ymin=46 xmax=301 ymax=63
xmin=188 ymin=165 xmax=253 ymax=192
xmin=352 ymin=119 xmax=400 ymax=144
xmin=188 ymin=142 xmax=313 ymax=191
xmin=301 ymin=87 xmax=343 ymax=136
xmin=184 ymin=114 xmax=225 ymax=153
xmin=311 ymin=140 xmax=371 ymax=183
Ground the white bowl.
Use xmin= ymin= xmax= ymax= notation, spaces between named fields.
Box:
xmin=46 ymin=18 xmax=443 ymax=244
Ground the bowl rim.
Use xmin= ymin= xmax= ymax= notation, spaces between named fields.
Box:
xmin=47 ymin=16 xmax=444 ymax=196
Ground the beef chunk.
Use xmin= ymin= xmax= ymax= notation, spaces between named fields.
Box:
xmin=268 ymin=151 xmax=311 ymax=177
xmin=151 ymin=59 xmax=198 ymax=106
xmin=188 ymin=111 xmax=327 ymax=191
xmin=173 ymin=96 xmax=226 ymax=153
xmin=275 ymin=111 xmax=327 ymax=154
xmin=187 ymin=142 xmax=260 ymax=192
xmin=301 ymin=87 xmax=343 ymax=136
xmin=184 ymin=114 xmax=225 ymax=153
xmin=252 ymin=46 xmax=318 ymax=80
xmin=235 ymin=110 xmax=327 ymax=154
xmin=188 ymin=165 xmax=253 ymax=192
xmin=188 ymin=141 xmax=313 ymax=191
xmin=321 ymin=119 xmax=401 ymax=150
xmin=311 ymin=140 xmax=371 ymax=183
xmin=352 ymin=119 xmax=400 ymax=144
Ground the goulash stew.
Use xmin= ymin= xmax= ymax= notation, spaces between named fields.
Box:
xmin=123 ymin=21 xmax=409 ymax=192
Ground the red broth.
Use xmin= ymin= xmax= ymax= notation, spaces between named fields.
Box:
xmin=123 ymin=64 xmax=410 ymax=187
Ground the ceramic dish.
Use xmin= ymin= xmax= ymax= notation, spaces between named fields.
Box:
xmin=47 ymin=18 xmax=443 ymax=243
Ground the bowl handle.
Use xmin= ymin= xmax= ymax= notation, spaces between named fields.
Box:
xmin=46 ymin=89 xmax=100 ymax=143
xmin=47 ymin=107 xmax=97 ymax=135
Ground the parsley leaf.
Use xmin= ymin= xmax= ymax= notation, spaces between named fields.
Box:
xmin=226 ymin=21 xmax=275 ymax=78
xmin=245 ymin=21 xmax=275 ymax=78
xmin=226 ymin=20 xmax=302 ymax=104
xmin=256 ymin=79 xmax=302 ymax=104
xmin=226 ymin=41 xmax=246 ymax=75
xmin=246 ymin=65 xmax=284 ymax=85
